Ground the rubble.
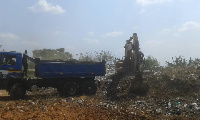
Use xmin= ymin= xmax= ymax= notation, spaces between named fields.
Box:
xmin=0 ymin=59 xmax=200 ymax=119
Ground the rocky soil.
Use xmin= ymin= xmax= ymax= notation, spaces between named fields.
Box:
xmin=0 ymin=63 xmax=200 ymax=119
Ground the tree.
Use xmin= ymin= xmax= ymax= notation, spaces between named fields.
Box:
xmin=32 ymin=48 xmax=73 ymax=60
xmin=79 ymin=52 xmax=93 ymax=61
xmin=166 ymin=56 xmax=187 ymax=67
xmin=28 ymin=48 xmax=73 ymax=69
xmin=79 ymin=50 xmax=115 ymax=62
xmin=144 ymin=56 xmax=160 ymax=70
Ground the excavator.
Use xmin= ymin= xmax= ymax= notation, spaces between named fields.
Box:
xmin=106 ymin=33 xmax=149 ymax=100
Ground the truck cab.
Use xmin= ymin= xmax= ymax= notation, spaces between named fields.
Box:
xmin=0 ymin=52 xmax=22 ymax=88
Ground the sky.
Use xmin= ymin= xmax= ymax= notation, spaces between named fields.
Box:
xmin=0 ymin=0 xmax=200 ymax=65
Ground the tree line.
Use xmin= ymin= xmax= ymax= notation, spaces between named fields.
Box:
xmin=28 ymin=48 xmax=200 ymax=70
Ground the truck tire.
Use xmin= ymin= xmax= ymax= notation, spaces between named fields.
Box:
xmin=63 ymin=82 xmax=77 ymax=96
xmin=10 ymin=83 xmax=26 ymax=100
xmin=82 ymin=81 xmax=97 ymax=95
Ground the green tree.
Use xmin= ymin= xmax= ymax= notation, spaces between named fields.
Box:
xmin=144 ymin=56 xmax=160 ymax=70
xmin=79 ymin=50 xmax=115 ymax=62
xmin=79 ymin=52 xmax=93 ymax=61
xmin=32 ymin=48 xmax=73 ymax=60
xmin=29 ymin=48 xmax=73 ymax=69
xmin=166 ymin=56 xmax=187 ymax=67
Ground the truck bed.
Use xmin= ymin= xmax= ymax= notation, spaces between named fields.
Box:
xmin=35 ymin=60 xmax=106 ymax=78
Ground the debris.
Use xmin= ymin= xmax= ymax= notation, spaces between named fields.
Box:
xmin=1 ymin=56 xmax=200 ymax=119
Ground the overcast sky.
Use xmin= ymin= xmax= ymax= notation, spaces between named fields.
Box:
xmin=0 ymin=0 xmax=200 ymax=65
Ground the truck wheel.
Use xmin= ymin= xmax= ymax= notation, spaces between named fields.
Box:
xmin=82 ymin=81 xmax=97 ymax=95
xmin=63 ymin=82 xmax=77 ymax=96
xmin=10 ymin=83 xmax=26 ymax=100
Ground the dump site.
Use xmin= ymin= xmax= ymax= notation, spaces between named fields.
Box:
xmin=1 ymin=60 xmax=200 ymax=119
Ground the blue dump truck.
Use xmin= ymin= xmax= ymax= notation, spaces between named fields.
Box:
xmin=0 ymin=51 xmax=106 ymax=99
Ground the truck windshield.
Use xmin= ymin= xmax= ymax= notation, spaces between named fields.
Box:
xmin=1 ymin=54 xmax=16 ymax=65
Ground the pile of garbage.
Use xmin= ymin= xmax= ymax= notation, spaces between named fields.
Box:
xmin=95 ymin=60 xmax=200 ymax=118
xmin=1 ymin=59 xmax=200 ymax=119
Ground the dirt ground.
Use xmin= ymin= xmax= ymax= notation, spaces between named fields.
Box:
xmin=0 ymin=90 xmax=147 ymax=120
xmin=1 ymin=64 xmax=200 ymax=119
xmin=0 ymin=86 xmax=199 ymax=120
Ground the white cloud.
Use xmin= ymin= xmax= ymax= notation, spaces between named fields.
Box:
xmin=0 ymin=33 xmax=19 ymax=43
xmin=28 ymin=0 xmax=66 ymax=14
xmin=0 ymin=33 xmax=40 ymax=52
xmin=88 ymin=32 xmax=94 ymax=36
xmin=160 ymin=21 xmax=200 ymax=36
xmin=101 ymin=31 xmax=123 ymax=37
xmin=178 ymin=21 xmax=200 ymax=32
xmin=137 ymin=0 xmax=172 ymax=13
xmin=137 ymin=0 xmax=172 ymax=6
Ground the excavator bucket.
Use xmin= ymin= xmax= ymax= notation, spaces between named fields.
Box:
xmin=129 ymin=75 xmax=149 ymax=96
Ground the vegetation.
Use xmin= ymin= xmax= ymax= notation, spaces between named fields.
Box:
xmin=144 ymin=56 xmax=160 ymax=71
xmin=28 ymin=48 xmax=200 ymax=78
xmin=166 ymin=55 xmax=200 ymax=68
xmin=29 ymin=48 xmax=73 ymax=69
xmin=29 ymin=49 xmax=115 ymax=69
xmin=32 ymin=48 xmax=73 ymax=60
xmin=79 ymin=50 xmax=115 ymax=62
